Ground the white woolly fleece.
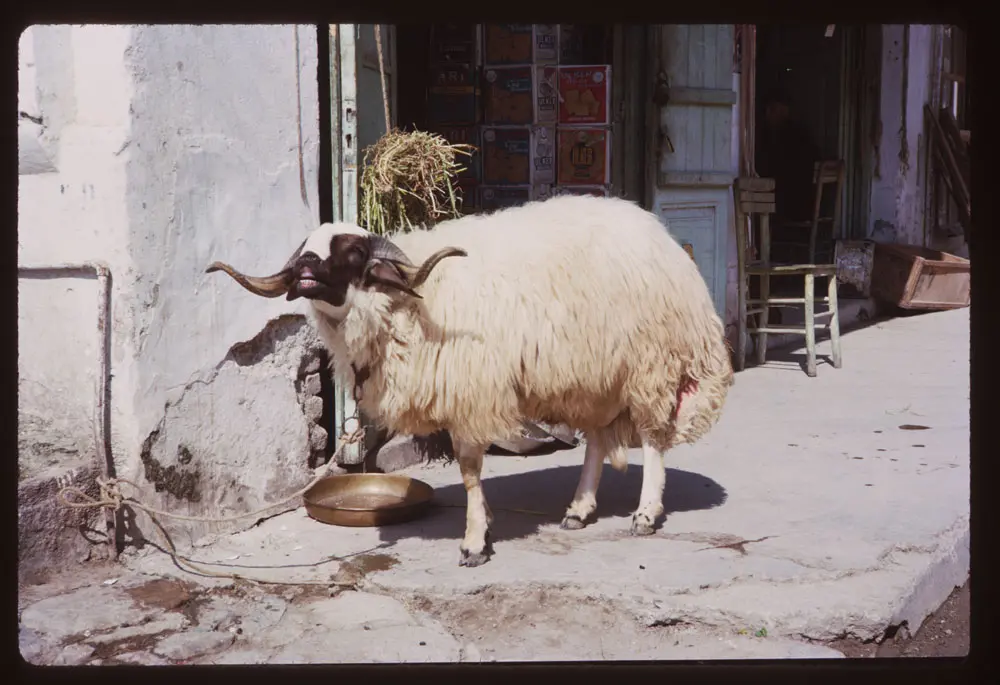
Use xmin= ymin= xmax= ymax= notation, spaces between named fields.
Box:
xmin=308 ymin=195 xmax=733 ymax=464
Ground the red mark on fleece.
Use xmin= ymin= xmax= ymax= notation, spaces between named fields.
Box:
xmin=671 ymin=376 xmax=699 ymax=421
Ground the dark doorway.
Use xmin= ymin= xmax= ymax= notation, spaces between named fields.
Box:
xmin=754 ymin=24 xmax=844 ymax=296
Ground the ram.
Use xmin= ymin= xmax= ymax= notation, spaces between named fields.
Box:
xmin=208 ymin=195 xmax=733 ymax=567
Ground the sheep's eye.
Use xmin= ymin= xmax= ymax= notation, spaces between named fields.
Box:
xmin=346 ymin=246 xmax=366 ymax=267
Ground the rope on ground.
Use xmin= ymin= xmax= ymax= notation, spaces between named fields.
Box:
xmin=55 ymin=427 xmax=368 ymax=588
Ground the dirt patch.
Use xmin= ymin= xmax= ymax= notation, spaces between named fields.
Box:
xmin=406 ymin=586 xmax=667 ymax=660
xmin=88 ymin=628 xmax=179 ymax=663
xmin=332 ymin=553 xmax=400 ymax=591
xmin=126 ymin=578 xmax=196 ymax=611
xmin=827 ymin=580 xmax=970 ymax=658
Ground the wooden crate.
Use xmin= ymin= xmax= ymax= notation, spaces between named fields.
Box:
xmin=870 ymin=243 xmax=970 ymax=310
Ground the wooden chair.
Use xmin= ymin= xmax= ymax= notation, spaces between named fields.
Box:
xmin=734 ymin=161 xmax=844 ymax=377
xmin=774 ymin=160 xmax=847 ymax=265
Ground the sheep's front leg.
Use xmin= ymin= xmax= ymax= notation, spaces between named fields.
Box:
xmin=561 ymin=435 xmax=605 ymax=529
xmin=455 ymin=441 xmax=493 ymax=567
xmin=630 ymin=438 xmax=666 ymax=536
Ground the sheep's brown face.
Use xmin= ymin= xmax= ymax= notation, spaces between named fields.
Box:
xmin=287 ymin=233 xmax=376 ymax=307
xmin=206 ymin=223 xmax=467 ymax=313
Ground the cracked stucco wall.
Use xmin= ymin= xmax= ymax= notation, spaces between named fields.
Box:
xmin=18 ymin=26 xmax=135 ymax=485
xmin=121 ymin=25 xmax=321 ymax=544
xmin=18 ymin=25 xmax=322 ymax=555
xmin=868 ymin=24 xmax=962 ymax=255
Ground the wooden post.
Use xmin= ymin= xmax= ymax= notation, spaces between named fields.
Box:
xmin=804 ymin=272 xmax=817 ymax=377
xmin=734 ymin=185 xmax=748 ymax=372
xmin=827 ymin=273 xmax=842 ymax=368
xmin=756 ymin=212 xmax=771 ymax=365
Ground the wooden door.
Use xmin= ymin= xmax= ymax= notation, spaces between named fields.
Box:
xmin=650 ymin=25 xmax=737 ymax=317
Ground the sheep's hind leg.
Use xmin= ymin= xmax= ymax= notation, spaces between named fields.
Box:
xmin=561 ymin=434 xmax=605 ymax=530
xmin=455 ymin=441 xmax=494 ymax=567
xmin=630 ymin=436 xmax=666 ymax=536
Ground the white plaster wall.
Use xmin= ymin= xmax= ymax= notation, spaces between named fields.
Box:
xmin=19 ymin=25 xmax=323 ymax=546
xmin=869 ymin=25 xmax=936 ymax=248
xmin=18 ymin=25 xmax=136 ymax=480
xmin=121 ymin=25 xmax=322 ymax=543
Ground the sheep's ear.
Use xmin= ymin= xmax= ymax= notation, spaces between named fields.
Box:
xmin=364 ymin=259 xmax=422 ymax=299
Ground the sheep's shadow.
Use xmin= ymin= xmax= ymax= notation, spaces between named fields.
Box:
xmin=377 ymin=464 xmax=727 ymax=547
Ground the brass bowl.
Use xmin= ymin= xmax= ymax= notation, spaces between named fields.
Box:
xmin=303 ymin=473 xmax=435 ymax=527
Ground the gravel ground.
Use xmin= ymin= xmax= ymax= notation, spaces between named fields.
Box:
xmin=830 ymin=578 xmax=970 ymax=658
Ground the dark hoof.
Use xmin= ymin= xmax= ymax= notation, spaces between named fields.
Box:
xmin=560 ymin=514 xmax=588 ymax=530
xmin=629 ymin=514 xmax=656 ymax=537
xmin=459 ymin=532 xmax=494 ymax=567
xmin=459 ymin=549 xmax=491 ymax=567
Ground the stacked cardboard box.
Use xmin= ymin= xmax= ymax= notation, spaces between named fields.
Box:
xmin=554 ymin=63 xmax=611 ymax=197
xmin=426 ymin=24 xmax=481 ymax=213
xmin=479 ymin=24 xmax=560 ymax=209
xmin=426 ymin=24 xmax=612 ymax=214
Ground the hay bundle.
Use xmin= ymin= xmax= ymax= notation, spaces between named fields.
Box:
xmin=360 ymin=129 xmax=475 ymax=236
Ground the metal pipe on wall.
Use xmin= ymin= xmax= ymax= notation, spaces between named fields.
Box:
xmin=18 ymin=262 xmax=117 ymax=555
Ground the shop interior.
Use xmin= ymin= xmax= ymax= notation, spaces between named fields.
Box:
xmin=753 ymin=23 xmax=845 ymax=296
xmin=393 ymin=24 xmax=617 ymax=215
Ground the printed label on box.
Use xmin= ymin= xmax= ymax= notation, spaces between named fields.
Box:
xmin=484 ymin=66 xmax=534 ymax=125
xmin=481 ymin=185 xmax=531 ymax=211
xmin=427 ymin=64 xmax=479 ymax=126
xmin=430 ymin=24 xmax=478 ymax=64
xmin=534 ymin=24 xmax=558 ymax=64
xmin=557 ymin=128 xmax=610 ymax=186
xmin=531 ymin=126 xmax=556 ymax=185
xmin=482 ymin=127 xmax=531 ymax=185
xmin=534 ymin=66 xmax=558 ymax=125
xmin=484 ymin=24 xmax=533 ymax=65
xmin=558 ymin=65 xmax=611 ymax=125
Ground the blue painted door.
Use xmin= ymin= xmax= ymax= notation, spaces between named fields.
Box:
xmin=650 ymin=25 xmax=738 ymax=318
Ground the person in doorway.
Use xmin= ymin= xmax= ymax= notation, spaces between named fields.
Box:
xmin=757 ymin=86 xmax=822 ymax=227
xmin=751 ymin=87 xmax=822 ymax=328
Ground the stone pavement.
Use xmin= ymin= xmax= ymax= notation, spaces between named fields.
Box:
xmin=18 ymin=307 xmax=969 ymax=664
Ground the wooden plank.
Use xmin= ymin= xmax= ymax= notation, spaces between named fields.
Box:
xmin=702 ymin=24 xmax=717 ymax=89
xmin=747 ymin=264 xmax=837 ymax=275
xmin=708 ymin=105 xmax=731 ymax=175
xmin=747 ymin=297 xmax=832 ymax=305
xmin=736 ymin=177 xmax=775 ymax=191
xmin=740 ymin=201 xmax=775 ymax=214
xmin=667 ymin=25 xmax=688 ymax=89
xmin=747 ymin=325 xmax=807 ymax=334
xmin=688 ymin=24 xmax=704 ymax=87
xmin=748 ymin=321 xmax=833 ymax=334
xmin=658 ymin=170 xmax=734 ymax=187
xmin=685 ymin=105 xmax=704 ymax=173
xmin=738 ymin=190 xmax=775 ymax=202
xmin=668 ymin=87 xmax=738 ymax=107
xmin=716 ymin=25 xmax=734 ymax=89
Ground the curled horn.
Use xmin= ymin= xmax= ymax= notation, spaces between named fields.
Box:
xmin=369 ymin=235 xmax=467 ymax=292
xmin=205 ymin=238 xmax=307 ymax=298
xmin=369 ymin=235 xmax=417 ymax=268
xmin=398 ymin=247 xmax=468 ymax=289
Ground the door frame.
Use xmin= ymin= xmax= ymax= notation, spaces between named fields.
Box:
xmin=328 ymin=23 xmax=397 ymax=463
